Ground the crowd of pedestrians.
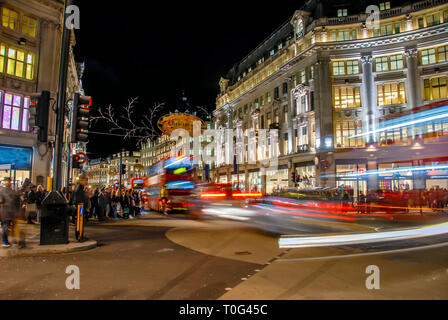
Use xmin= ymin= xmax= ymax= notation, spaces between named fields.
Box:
xmin=64 ymin=174 xmax=144 ymax=223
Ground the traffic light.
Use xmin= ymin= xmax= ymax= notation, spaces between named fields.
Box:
xmin=72 ymin=154 xmax=81 ymax=169
xmin=29 ymin=91 xmax=50 ymax=143
xmin=70 ymin=93 xmax=92 ymax=143
xmin=121 ymin=164 xmax=126 ymax=175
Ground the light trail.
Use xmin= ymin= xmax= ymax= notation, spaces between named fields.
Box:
xmin=278 ymin=222 xmax=448 ymax=249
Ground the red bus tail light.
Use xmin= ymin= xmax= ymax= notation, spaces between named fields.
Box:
xmin=232 ymin=192 xmax=263 ymax=198
xmin=200 ymin=192 xmax=227 ymax=199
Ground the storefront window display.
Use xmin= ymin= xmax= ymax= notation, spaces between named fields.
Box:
xmin=266 ymin=168 xmax=288 ymax=194
xmin=336 ymin=164 xmax=367 ymax=201
xmin=378 ymin=162 xmax=413 ymax=191
xmin=231 ymin=173 xmax=246 ymax=191
xmin=249 ymin=171 xmax=262 ymax=192
xmin=295 ymin=164 xmax=316 ymax=189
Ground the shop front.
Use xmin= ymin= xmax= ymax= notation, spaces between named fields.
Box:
xmin=266 ymin=166 xmax=288 ymax=194
xmin=248 ymin=170 xmax=262 ymax=192
xmin=336 ymin=161 xmax=368 ymax=201
xmin=231 ymin=172 xmax=246 ymax=191
xmin=378 ymin=161 xmax=413 ymax=192
xmin=425 ymin=159 xmax=448 ymax=190
xmin=219 ymin=175 xmax=228 ymax=184
xmin=294 ymin=162 xmax=316 ymax=189
xmin=0 ymin=145 xmax=33 ymax=190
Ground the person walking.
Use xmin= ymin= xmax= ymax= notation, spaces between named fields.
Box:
xmin=35 ymin=185 xmax=45 ymax=224
xmin=0 ymin=177 xmax=24 ymax=248
xmin=97 ymin=188 xmax=108 ymax=222
xmin=120 ymin=190 xmax=130 ymax=219
xmin=25 ymin=185 xmax=38 ymax=224
xmin=70 ymin=173 xmax=91 ymax=225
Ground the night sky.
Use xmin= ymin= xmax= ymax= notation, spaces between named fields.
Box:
xmin=73 ymin=1 xmax=305 ymax=158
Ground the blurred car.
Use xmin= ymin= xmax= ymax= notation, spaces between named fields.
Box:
xmin=188 ymin=183 xmax=263 ymax=220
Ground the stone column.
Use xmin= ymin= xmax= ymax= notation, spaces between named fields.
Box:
xmin=361 ymin=55 xmax=376 ymax=145
xmin=404 ymin=47 xmax=421 ymax=109
xmin=316 ymin=55 xmax=333 ymax=150
xmin=287 ymin=77 xmax=294 ymax=155
xmin=405 ymin=47 xmax=421 ymax=140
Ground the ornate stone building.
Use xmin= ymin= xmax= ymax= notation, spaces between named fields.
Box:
xmin=213 ymin=0 xmax=448 ymax=195
xmin=0 ymin=0 xmax=83 ymax=190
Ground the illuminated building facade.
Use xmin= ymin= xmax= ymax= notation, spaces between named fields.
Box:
xmin=0 ymin=0 xmax=84 ymax=190
xmin=213 ymin=0 xmax=448 ymax=196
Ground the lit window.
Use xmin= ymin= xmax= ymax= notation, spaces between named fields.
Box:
xmin=426 ymin=13 xmax=441 ymax=27
xmin=0 ymin=45 xmax=5 ymax=73
xmin=335 ymin=120 xmax=364 ymax=148
xmin=390 ymin=54 xmax=404 ymax=70
xmin=375 ymin=57 xmax=389 ymax=72
xmin=377 ymin=83 xmax=407 ymax=106
xmin=300 ymin=70 xmax=306 ymax=84
xmin=346 ymin=60 xmax=359 ymax=75
xmin=2 ymin=8 xmax=18 ymax=31
xmin=337 ymin=9 xmax=347 ymax=17
xmin=1 ymin=92 xmax=30 ymax=132
xmin=333 ymin=86 xmax=362 ymax=109
xmin=333 ymin=61 xmax=345 ymax=75
xmin=379 ymin=2 xmax=391 ymax=11
xmin=424 ymin=76 xmax=448 ymax=101
xmin=21 ymin=16 xmax=37 ymax=37
xmin=2 ymin=45 xmax=34 ymax=79
xmin=421 ymin=48 xmax=437 ymax=65
xmin=380 ymin=24 xmax=394 ymax=36
xmin=444 ymin=10 xmax=448 ymax=23
xmin=437 ymin=45 xmax=448 ymax=62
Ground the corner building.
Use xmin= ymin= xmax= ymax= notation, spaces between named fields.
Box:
xmin=213 ymin=0 xmax=448 ymax=196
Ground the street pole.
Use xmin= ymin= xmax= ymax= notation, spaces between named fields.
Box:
xmin=119 ymin=151 xmax=123 ymax=191
xmin=52 ymin=0 xmax=73 ymax=193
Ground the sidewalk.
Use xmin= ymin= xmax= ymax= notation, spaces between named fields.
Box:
xmin=0 ymin=220 xmax=97 ymax=258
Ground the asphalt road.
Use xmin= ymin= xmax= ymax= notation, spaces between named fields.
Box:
xmin=0 ymin=213 xmax=447 ymax=300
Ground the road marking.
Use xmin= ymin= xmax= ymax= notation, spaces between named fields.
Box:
xmin=277 ymin=242 xmax=448 ymax=263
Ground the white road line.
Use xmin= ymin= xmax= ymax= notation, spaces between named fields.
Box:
xmin=277 ymin=242 xmax=448 ymax=263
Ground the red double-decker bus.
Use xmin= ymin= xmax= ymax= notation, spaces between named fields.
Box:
xmin=144 ymin=156 xmax=196 ymax=214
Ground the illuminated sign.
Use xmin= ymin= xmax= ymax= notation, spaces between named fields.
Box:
xmin=0 ymin=145 xmax=33 ymax=170
xmin=157 ymin=113 xmax=203 ymax=136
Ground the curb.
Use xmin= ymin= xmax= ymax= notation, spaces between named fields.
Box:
xmin=0 ymin=240 xmax=98 ymax=258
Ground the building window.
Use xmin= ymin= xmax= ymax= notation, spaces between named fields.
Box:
xmin=437 ymin=45 xmax=448 ymax=63
xmin=0 ymin=45 xmax=34 ymax=80
xmin=299 ymin=70 xmax=306 ymax=84
xmin=0 ymin=92 xmax=30 ymax=132
xmin=421 ymin=48 xmax=437 ymax=65
xmin=332 ymin=60 xmax=359 ymax=75
xmin=335 ymin=120 xmax=364 ymax=148
xmin=380 ymin=24 xmax=393 ymax=36
xmin=333 ymin=86 xmax=362 ymax=109
xmin=375 ymin=54 xmax=404 ymax=72
xmin=2 ymin=8 xmax=18 ymax=31
xmin=266 ymin=92 xmax=272 ymax=104
xmin=274 ymin=87 xmax=280 ymax=99
xmin=337 ymin=9 xmax=347 ymax=17
xmin=379 ymin=2 xmax=391 ymax=11
xmin=21 ymin=16 xmax=37 ymax=37
xmin=282 ymin=82 xmax=288 ymax=95
xmin=377 ymin=82 xmax=407 ymax=106
xmin=375 ymin=56 xmax=389 ymax=72
xmin=424 ymin=76 xmax=448 ymax=101
xmin=390 ymin=54 xmax=404 ymax=70
xmin=426 ymin=13 xmax=441 ymax=27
